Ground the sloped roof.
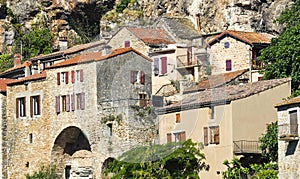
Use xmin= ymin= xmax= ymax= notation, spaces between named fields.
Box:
xmin=157 ymin=78 xmax=290 ymax=114
xmin=208 ymin=30 xmax=273 ymax=46
xmin=30 ymin=40 xmax=106 ymax=61
xmin=275 ymin=96 xmax=300 ymax=108
xmin=0 ymin=61 xmax=31 ymax=75
xmin=184 ymin=69 xmax=249 ymax=94
xmin=126 ymin=27 xmax=175 ymax=45
xmin=155 ymin=83 xmax=178 ymax=97
xmin=7 ymin=71 xmax=46 ymax=86
xmin=159 ymin=16 xmax=201 ymax=40
xmin=47 ymin=47 xmax=152 ymax=69
xmin=0 ymin=78 xmax=18 ymax=92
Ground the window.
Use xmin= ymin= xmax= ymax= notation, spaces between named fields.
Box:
xmin=29 ymin=133 xmax=33 ymax=143
xmin=107 ymin=123 xmax=113 ymax=136
xmin=76 ymin=93 xmax=85 ymax=110
xmin=76 ymin=70 xmax=83 ymax=82
xmin=176 ymin=113 xmax=181 ymax=123
xmin=226 ymin=60 xmax=232 ymax=71
xmin=224 ymin=42 xmax=230 ymax=48
xmin=161 ymin=57 xmax=167 ymax=75
xmin=130 ymin=71 xmax=145 ymax=84
xmin=203 ymin=127 xmax=208 ymax=146
xmin=124 ymin=40 xmax=130 ymax=47
xmin=289 ymin=110 xmax=298 ymax=135
xmin=139 ymin=94 xmax=147 ymax=107
xmin=154 ymin=58 xmax=159 ymax=76
xmin=167 ymin=133 xmax=172 ymax=143
xmin=16 ymin=97 xmax=26 ymax=118
xmin=166 ymin=131 xmax=186 ymax=143
xmin=30 ymin=95 xmax=40 ymax=116
xmin=209 ymin=126 xmax=220 ymax=144
xmin=61 ymin=95 xmax=66 ymax=112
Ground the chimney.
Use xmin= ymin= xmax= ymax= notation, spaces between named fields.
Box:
xmin=14 ymin=53 xmax=21 ymax=68
xmin=101 ymin=45 xmax=112 ymax=56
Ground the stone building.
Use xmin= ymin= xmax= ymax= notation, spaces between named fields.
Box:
xmin=207 ymin=30 xmax=273 ymax=82
xmin=275 ymin=96 xmax=300 ymax=178
xmin=156 ymin=78 xmax=291 ymax=179
xmin=4 ymin=47 xmax=156 ymax=178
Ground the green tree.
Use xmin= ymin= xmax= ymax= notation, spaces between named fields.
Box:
xmin=259 ymin=121 xmax=278 ymax=163
xmin=102 ymin=139 xmax=209 ymax=178
xmin=0 ymin=53 xmax=13 ymax=73
xmin=259 ymin=0 xmax=300 ymax=95
xmin=25 ymin=165 xmax=58 ymax=179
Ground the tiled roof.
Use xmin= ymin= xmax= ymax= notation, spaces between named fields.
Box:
xmin=126 ymin=27 xmax=175 ymax=45
xmin=159 ymin=16 xmax=202 ymax=40
xmin=155 ymin=83 xmax=178 ymax=97
xmin=157 ymin=78 xmax=290 ymax=113
xmin=30 ymin=40 xmax=106 ymax=61
xmin=208 ymin=30 xmax=273 ymax=46
xmin=0 ymin=78 xmax=18 ymax=92
xmin=184 ymin=69 xmax=248 ymax=93
xmin=275 ymin=96 xmax=300 ymax=107
xmin=47 ymin=47 xmax=153 ymax=69
xmin=0 ymin=61 xmax=31 ymax=75
xmin=7 ymin=71 xmax=46 ymax=86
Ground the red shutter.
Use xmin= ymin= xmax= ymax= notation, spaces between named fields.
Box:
xmin=30 ymin=96 xmax=33 ymax=117
xmin=55 ymin=96 xmax=60 ymax=113
xmin=130 ymin=71 xmax=134 ymax=83
xmin=124 ymin=40 xmax=130 ymax=47
xmin=215 ymin=126 xmax=220 ymax=144
xmin=57 ymin=73 xmax=60 ymax=85
xmin=204 ymin=127 xmax=208 ymax=146
xmin=71 ymin=94 xmax=75 ymax=111
xmin=65 ymin=71 xmax=69 ymax=84
xmin=140 ymin=71 xmax=144 ymax=84
xmin=37 ymin=96 xmax=40 ymax=115
xmin=80 ymin=92 xmax=85 ymax=110
xmin=16 ymin=98 xmax=19 ymax=118
xmin=80 ymin=70 xmax=83 ymax=82
xmin=71 ymin=70 xmax=75 ymax=83
xmin=167 ymin=133 xmax=172 ymax=143
xmin=161 ymin=57 xmax=167 ymax=75
xmin=66 ymin=95 xmax=70 ymax=112
xmin=226 ymin=60 xmax=232 ymax=71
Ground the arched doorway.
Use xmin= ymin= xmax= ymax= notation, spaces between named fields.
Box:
xmin=51 ymin=126 xmax=93 ymax=178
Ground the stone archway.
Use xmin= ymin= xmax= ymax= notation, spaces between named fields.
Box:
xmin=51 ymin=126 xmax=93 ymax=178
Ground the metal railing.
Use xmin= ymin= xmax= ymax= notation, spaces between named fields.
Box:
xmin=233 ymin=140 xmax=261 ymax=154
xmin=278 ymin=124 xmax=299 ymax=138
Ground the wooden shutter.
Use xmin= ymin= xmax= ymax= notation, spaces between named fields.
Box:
xmin=130 ymin=71 xmax=134 ymax=83
xmin=66 ymin=95 xmax=70 ymax=112
xmin=30 ymin=96 xmax=33 ymax=117
xmin=65 ymin=71 xmax=69 ymax=84
xmin=214 ymin=126 xmax=220 ymax=144
xmin=57 ymin=73 xmax=60 ymax=85
xmin=55 ymin=96 xmax=60 ymax=113
xmin=176 ymin=113 xmax=180 ymax=123
xmin=71 ymin=70 xmax=75 ymax=83
xmin=140 ymin=71 xmax=145 ymax=84
xmin=187 ymin=47 xmax=192 ymax=65
xmin=80 ymin=69 xmax=83 ymax=82
xmin=204 ymin=127 xmax=208 ymax=146
xmin=226 ymin=60 xmax=232 ymax=71
xmin=289 ymin=110 xmax=298 ymax=135
xmin=124 ymin=40 xmax=130 ymax=47
xmin=80 ymin=92 xmax=85 ymax=110
xmin=167 ymin=133 xmax=172 ymax=143
xmin=180 ymin=131 xmax=186 ymax=142
xmin=16 ymin=98 xmax=19 ymax=118
xmin=71 ymin=94 xmax=75 ymax=111
xmin=161 ymin=57 xmax=167 ymax=75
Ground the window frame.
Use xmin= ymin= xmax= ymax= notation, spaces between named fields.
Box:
xmin=16 ymin=97 xmax=26 ymax=118
xmin=30 ymin=95 xmax=41 ymax=116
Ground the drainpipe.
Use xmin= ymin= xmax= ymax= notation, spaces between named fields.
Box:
xmin=249 ymin=45 xmax=253 ymax=82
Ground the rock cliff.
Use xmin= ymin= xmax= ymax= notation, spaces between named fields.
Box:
xmin=0 ymin=0 xmax=295 ymax=54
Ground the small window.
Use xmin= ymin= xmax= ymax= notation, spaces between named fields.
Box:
xmin=76 ymin=70 xmax=83 ymax=82
xmin=30 ymin=95 xmax=40 ymax=116
xmin=226 ymin=60 xmax=232 ymax=71
xmin=289 ymin=110 xmax=298 ymax=135
xmin=224 ymin=42 xmax=230 ymax=48
xmin=61 ymin=95 xmax=66 ymax=112
xmin=61 ymin=72 xmax=66 ymax=83
xmin=16 ymin=97 xmax=26 ymax=118
xmin=130 ymin=71 xmax=145 ymax=84
xmin=29 ymin=133 xmax=33 ymax=143
xmin=210 ymin=126 xmax=220 ymax=144
xmin=124 ymin=40 xmax=130 ymax=47
xmin=176 ymin=113 xmax=181 ymax=123
xmin=154 ymin=58 xmax=159 ymax=76
xmin=139 ymin=94 xmax=147 ymax=107
xmin=25 ymin=162 xmax=29 ymax=168
xmin=107 ymin=123 xmax=112 ymax=136
xmin=174 ymin=131 xmax=186 ymax=142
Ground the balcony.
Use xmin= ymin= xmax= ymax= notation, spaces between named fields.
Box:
xmin=278 ymin=124 xmax=299 ymax=141
xmin=233 ymin=140 xmax=261 ymax=155
xmin=176 ymin=53 xmax=209 ymax=69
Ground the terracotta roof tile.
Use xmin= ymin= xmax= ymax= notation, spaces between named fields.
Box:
xmin=7 ymin=71 xmax=46 ymax=86
xmin=157 ymin=78 xmax=290 ymax=113
xmin=275 ymin=96 xmax=300 ymax=107
xmin=208 ymin=30 xmax=273 ymax=46
xmin=30 ymin=40 xmax=106 ymax=61
xmin=47 ymin=47 xmax=152 ymax=69
xmin=0 ymin=61 xmax=32 ymax=75
xmin=184 ymin=69 xmax=249 ymax=93
xmin=0 ymin=78 xmax=18 ymax=92
xmin=126 ymin=27 xmax=175 ymax=45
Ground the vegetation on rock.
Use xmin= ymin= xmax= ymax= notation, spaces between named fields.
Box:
xmin=25 ymin=165 xmax=58 ymax=179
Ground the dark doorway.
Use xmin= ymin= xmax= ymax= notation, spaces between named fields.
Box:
xmin=65 ymin=165 xmax=71 ymax=179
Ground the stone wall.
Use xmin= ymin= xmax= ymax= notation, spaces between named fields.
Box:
xmin=208 ymin=36 xmax=250 ymax=74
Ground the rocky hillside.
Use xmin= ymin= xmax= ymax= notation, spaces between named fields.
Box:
xmin=0 ymin=0 xmax=295 ymax=55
